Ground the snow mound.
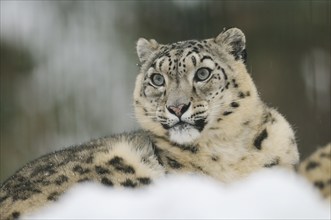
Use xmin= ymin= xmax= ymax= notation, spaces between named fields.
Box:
xmin=24 ymin=168 xmax=330 ymax=219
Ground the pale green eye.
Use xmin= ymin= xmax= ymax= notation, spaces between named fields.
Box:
xmin=151 ymin=73 xmax=165 ymax=86
xmin=195 ymin=68 xmax=211 ymax=81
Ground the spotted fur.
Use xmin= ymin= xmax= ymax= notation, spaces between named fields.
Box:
xmin=0 ymin=131 xmax=166 ymax=219
xmin=0 ymin=28 xmax=308 ymax=219
xmin=298 ymin=143 xmax=331 ymax=201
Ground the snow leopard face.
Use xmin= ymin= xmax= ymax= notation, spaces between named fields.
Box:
xmin=134 ymin=28 xmax=249 ymax=145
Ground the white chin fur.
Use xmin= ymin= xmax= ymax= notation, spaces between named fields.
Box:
xmin=169 ymin=127 xmax=200 ymax=145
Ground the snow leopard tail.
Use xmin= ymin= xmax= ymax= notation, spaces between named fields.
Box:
xmin=297 ymin=143 xmax=331 ymax=201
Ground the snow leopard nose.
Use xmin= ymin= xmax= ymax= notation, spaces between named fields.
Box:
xmin=167 ymin=102 xmax=190 ymax=118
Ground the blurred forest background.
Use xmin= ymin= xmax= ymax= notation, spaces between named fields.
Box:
xmin=0 ymin=1 xmax=330 ymax=182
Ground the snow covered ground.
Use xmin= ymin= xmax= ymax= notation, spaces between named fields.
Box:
xmin=24 ymin=168 xmax=330 ymax=219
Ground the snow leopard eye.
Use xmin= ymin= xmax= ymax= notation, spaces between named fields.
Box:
xmin=151 ymin=73 xmax=165 ymax=86
xmin=195 ymin=68 xmax=211 ymax=82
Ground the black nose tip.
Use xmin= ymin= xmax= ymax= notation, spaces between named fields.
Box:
xmin=167 ymin=102 xmax=190 ymax=118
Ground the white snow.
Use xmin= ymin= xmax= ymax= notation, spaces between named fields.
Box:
xmin=23 ymin=168 xmax=330 ymax=219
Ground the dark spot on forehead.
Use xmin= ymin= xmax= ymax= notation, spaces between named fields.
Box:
xmin=175 ymin=49 xmax=184 ymax=56
xmin=175 ymin=40 xmax=200 ymax=49
xmin=158 ymin=58 xmax=165 ymax=71
xmin=191 ymin=55 xmax=197 ymax=66
xmin=200 ymin=55 xmax=213 ymax=62
xmin=222 ymin=68 xmax=228 ymax=80
xmin=161 ymin=41 xmax=204 ymax=57
xmin=197 ymin=44 xmax=204 ymax=49
xmin=225 ymin=82 xmax=230 ymax=89
xmin=186 ymin=50 xmax=193 ymax=56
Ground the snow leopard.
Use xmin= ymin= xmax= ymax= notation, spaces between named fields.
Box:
xmin=2 ymin=27 xmax=325 ymax=219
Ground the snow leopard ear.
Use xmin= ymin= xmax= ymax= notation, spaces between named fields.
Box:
xmin=215 ymin=28 xmax=247 ymax=63
xmin=136 ymin=38 xmax=159 ymax=64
